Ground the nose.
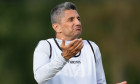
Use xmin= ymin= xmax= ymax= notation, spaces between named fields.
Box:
xmin=74 ymin=18 xmax=81 ymax=26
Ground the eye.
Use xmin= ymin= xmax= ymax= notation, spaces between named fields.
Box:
xmin=77 ymin=17 xmax=81 ymax=21
xmin=68 ymin=17 xmax=74 ymax=22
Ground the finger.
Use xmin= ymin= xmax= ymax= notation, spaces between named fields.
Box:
xmin=72 ymin=42 xmax=83 ymax=53
xmin=68 ymin=39 xmax=78 ymax=47
xmin=73 ymin=41 xmax=83 ymax=52
xmin=68 ymin=38 xmax=82 ymax=51
xmin=121 ymin=81 xmax=127 ymax=84
xmin=74 ymin=44 xmax=84 ymax=54
xmin=72 ymin=38 xmax=82 ymax=48
xmin=78 ymin=44 xmax=84 ymax=51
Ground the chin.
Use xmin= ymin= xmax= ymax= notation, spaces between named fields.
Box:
xmin=75 ymin=33 xmax=81 ymax=38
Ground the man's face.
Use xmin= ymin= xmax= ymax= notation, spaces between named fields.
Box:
xmin=58 ymin=9 xmax=82 ymax=40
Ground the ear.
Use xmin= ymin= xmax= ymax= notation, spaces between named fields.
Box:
xmin=52 ymin=23 xmax=62 ymax=33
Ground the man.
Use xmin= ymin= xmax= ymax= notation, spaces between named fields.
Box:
xmin=33 ymin=2 xmax=127 ymax=84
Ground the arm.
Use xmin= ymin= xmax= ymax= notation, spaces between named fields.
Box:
xmin=91 ymin=42 xmax=106 ymax=84
xmin=33 ymin=40 xmax=67 ymax=84
xmin=33 ymin=39 xmax=83 ymax=84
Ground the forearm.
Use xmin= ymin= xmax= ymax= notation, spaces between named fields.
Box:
xmin=34 ymin=55 xmax=67 ymax=84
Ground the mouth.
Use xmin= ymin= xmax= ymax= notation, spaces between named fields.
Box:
xmin=74 ymin=27 xmax=81 ymax=31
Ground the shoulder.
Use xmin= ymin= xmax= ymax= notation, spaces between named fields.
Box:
xmin=35 ymin=40 xmax=48 ymax=51
xmin=37 ymin=40 xmax=48 ymax=46
xmin=35 ymin=38 xmax=53 ymax=50
xmin=37 ymin=38 xmax=53 ymax=46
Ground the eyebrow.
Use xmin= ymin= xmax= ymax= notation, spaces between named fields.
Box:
xmin=77 ymin=16 xmax=80 ymax=19
xmin=68 ymin=17 xmax=74 ymax=20
xmin=67 ymin=16 xmax=80 ymax=20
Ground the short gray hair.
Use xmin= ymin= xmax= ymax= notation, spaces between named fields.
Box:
xmin=50 ymin=2 xmax=77 ymax=24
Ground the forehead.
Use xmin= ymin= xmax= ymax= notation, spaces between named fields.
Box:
xmin=63 ymin=9 xmax=79 ymax=18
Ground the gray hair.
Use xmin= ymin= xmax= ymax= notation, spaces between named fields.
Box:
xmin=50 ymin=2 xmax=77 ymax=24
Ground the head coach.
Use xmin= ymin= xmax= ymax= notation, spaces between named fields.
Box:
xmin=33 ymin=2 xmax=127 ymax=84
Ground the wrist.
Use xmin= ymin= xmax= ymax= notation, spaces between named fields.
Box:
xmin=61 ymin=53 xmax=69 ymax=61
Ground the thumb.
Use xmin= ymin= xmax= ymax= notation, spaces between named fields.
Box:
xmin=61 ymin=39 xmax=65 ymax=47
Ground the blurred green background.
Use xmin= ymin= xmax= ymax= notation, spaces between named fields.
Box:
xmin=0 ymin=0 xmax=140 ymax=84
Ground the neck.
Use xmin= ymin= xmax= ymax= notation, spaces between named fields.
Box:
xmin=56 ymin=34 xmax=78 ymax=41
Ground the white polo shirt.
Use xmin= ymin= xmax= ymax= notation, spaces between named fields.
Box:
xmin=33 ymin=38 xmax=106 ymax=84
